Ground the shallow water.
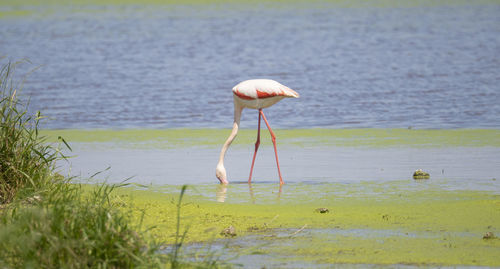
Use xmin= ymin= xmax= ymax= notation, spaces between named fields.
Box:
xmin=2 ymin=2 xmax=500 ymax=129
xmin=64 ymin=141 xmax=500 ymax=194
xmin=46 ymin=128 xmax=500 ymax=194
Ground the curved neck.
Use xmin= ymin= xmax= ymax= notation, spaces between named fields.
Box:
xmin=218 ymin=102 xmax=243 ymax=165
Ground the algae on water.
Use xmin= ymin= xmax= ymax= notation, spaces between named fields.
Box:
xmin=103 ymin=181 xmax=500 ymax=267
xmin=40 ymin=128 xmax=500 ymax=149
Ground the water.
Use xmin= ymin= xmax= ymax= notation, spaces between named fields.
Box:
xmin=1 ymin=2 xmax=500 ymax=129
xmin=65 ymin=142 xmax=500 ymax=193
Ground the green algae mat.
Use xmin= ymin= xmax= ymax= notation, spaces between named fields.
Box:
xmin=99 ymin=180 xmax=500 ymax=267
xmin=2 ymin=0 xmax=499 ymax=6
xmin=41 ymin=128 xmax=500 ymax=148
xmin=2 ymin=0 xmax=500 ymax=19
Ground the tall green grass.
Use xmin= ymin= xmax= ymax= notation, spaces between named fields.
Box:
xmin=0 ymin=183 xmax=164 ymax=268
xmin=0 ymin=60 xmax=62 ymax=203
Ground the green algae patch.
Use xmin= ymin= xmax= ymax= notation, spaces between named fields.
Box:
xmin=102 ymin=185 xmax=304 ymax=244
xmin=41 ymin=128 xmax=500 ymax=149
xmin=275 ymin=232 xmax=500 ymax=266
xmin=1 ymin=0 xmax=499 ymax=7
xmin=0 ymin=9 xmax=32 ymax=18
xmin=1 ymin=0 xmax=499 ymax=20
xmin=88 ymin=182 xmax=500 ymax=266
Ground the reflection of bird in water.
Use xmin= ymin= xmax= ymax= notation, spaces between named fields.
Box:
xmin=216 ymin=184 xmax=227 ymax=202
xmin=248 ymin=183 xmax=282 ymax=204
xmin=216 ymin=184 xmax=282 ymax=203
xmin=216 ymin=79 xmax=299 ymax=185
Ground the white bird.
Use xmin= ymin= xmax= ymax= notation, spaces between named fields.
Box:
xmin=216 ymin=79 xmax=299 ymax=185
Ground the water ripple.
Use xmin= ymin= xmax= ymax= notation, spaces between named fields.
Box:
xmin=1 ymin=3 xmax=499 ymax=129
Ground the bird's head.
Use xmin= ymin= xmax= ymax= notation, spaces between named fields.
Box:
xmin=216 ymin=163 xmax=229 ymax=185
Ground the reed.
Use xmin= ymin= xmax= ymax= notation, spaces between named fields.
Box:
xmin=0 ymin=60 xmax=61 ymax=203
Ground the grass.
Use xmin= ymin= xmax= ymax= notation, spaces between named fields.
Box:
xmin=0 ymin=183 xmax=164 ymax=268
xmin=0 ymin=59 xmax=60 ymax=204
xmin=0 ymin=59 xmax=226 ymax=268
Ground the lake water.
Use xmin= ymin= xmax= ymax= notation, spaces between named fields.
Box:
xmin=1 ymin=2 xmax=499 ymax=129
xmin=68 ymin=143 xmax=500 ymax=194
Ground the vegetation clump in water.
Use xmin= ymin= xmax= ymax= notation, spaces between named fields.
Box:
xmin=413 ymin=169 xmax=430 ymax=179
xmin=220 ymin=226 xmax=237 ymax=237
xmin=315 ymin=207 xmax=329 ymax=213
xmin=483 ymin=231 xmax=496 ymax=239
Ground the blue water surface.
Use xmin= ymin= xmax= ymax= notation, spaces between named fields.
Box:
xmin=1 ymin=2 xmax=499 ymax=129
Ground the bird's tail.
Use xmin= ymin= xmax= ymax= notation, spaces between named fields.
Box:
xmin=282 ymin=87 xmax=300 ymax=98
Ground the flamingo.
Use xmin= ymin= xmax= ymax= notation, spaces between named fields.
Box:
xmin=215 ymin=79 xmax=299 ymax=185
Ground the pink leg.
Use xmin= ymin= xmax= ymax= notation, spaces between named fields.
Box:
xmin=260 ymin=110 xmax=284 ymax=185
xmin=248 ymin=109 xmax=261 ymax=183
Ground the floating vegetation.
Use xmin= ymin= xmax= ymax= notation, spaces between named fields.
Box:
xmin=483 ymin=232 xmax=496 ymax=240
xmin=413 ymin=169 xmax=430 ymax=179
xmin=315 ymin=208 xmax=330 ymax=213
xmin=220 ymin=226 xmax=237 ymax=237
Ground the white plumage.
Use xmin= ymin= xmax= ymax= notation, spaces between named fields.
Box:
xmin=232 ymin=79 xmax=299 ymax=109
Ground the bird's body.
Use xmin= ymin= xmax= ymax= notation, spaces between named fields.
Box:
xmin=232 ymin=79 xmax=299 ymax=109
xmin=216 ymin=79 xmax=299 ymax=185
